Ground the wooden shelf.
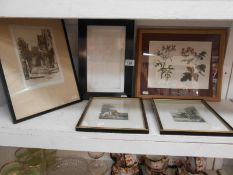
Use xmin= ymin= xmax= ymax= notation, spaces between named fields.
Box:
xmin=0 ymin=100 xmax=233 ymax=158
xmin=1 ymin=0 xmax=233 ymax=20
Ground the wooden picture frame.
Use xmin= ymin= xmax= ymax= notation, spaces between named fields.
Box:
xmin=136 ymin=28 xmax=227 ymax=101
xmin=76 ymin=97 xmax=149 ymax=134
xmin=78 ymin=19 xmax=135 ymax=99
xmin=152 ymin=99 xmax=233 ymax=136
xmin=0 ymin=19 xmax=81 ymax=123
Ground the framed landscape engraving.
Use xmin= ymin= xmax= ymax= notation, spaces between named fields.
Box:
xmin=0 ymin=19 xmax=80 ymax=123
xmin=136 ymin=28 xmax=227 ymax=101
xmin=78 ymin=19 xmax=134 ymax=99
xmin=76 ymin=97 xmax=149 ymax=134
xmin=152 ymin=99 xmax=233 ymax=136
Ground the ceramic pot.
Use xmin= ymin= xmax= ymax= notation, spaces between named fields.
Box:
xmin=185 ymin=157 xmax=207 ymax=174
xmin=111 ymin=154 xmax=139 ymax=168
xmin=144 ymin=156 xmax=169 ymax=171
xmin=111 ymin=163 xmax=141 ymax=175
xmin=145 ymin=165 xmax=168 ymax=175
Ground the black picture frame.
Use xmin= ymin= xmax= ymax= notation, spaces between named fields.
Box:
xmin=78 ymin=19 xmax=135 ymax=99
xmin=0 ymin=19 xmax=82 ymax=123
xmin=151 ymin=99 xmax=233 ymax=136
xmin=76 ymin=97 xmax=149 ymax=134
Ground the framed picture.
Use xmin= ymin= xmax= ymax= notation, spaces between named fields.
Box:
xmin=76 ymin=97 xmax=149 ymax=134
xmin=152 ymin=99 xmax=233 ymax=136
xmin=78 ymin=19 xmax=135 ymax=99
xmin=136 ymin=28 xmax=227 ymax=101
xmin=0 ymin=19 xmax=81 ymax=123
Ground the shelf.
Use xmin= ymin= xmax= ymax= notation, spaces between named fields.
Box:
xmin=0 ymin=100 xmax=233 ymax=158
xmin=1 ymin=0 xmax=233 ymax=20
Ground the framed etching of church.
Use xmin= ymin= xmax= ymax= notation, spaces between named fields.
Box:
xmin=152 ymin=99 xmax=233 ymax=136
xmin=0 ymin=19 xmax=81 ymax=123
xmin=76 ymin=97 xmax=149 ymax=134
xmin=136 ymin=28 xmax=227 ymax=101
xmin=78 ymin=19 xmax=134 ymax=99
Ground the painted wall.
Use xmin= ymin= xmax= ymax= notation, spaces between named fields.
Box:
xmin=227 ymin=67 xmax=233 ymax=100
xmin=222 ymin=25 xmax=233 ymax=100
xmin=0 ymin=80 xmax=5 ymax=106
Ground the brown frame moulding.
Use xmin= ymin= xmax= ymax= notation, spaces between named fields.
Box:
xmin=135 ymin=28 xmax=227 ymax=101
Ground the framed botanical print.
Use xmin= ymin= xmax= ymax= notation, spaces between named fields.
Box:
xmin=152 ymin=99 xmax=233 ymax=136
xmin=0 ymin=19 xmax=81 ymax=123
xmin=76 ymin=97 xmax=149 ymax=134
xmin=136 ymin=28 xmax=227 ymax=101
xmin=78 ymin=19 xmax=134 ymax=99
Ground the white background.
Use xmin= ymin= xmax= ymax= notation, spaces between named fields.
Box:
xmin=87 ymin=26 xmax=125 ymax=92
xmin=0 ymin=80 xmax=5 ymax=106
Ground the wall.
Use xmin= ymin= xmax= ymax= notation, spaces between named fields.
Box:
xmin=222 ymin=25 xmax=233 ymax=100
xmin=227 ymin=68 xmax=233 ymax=99
xmin=0 ymin=80 xmax=5 ymax=106
xmin=64 ymin=19 xmax=79 ymax=77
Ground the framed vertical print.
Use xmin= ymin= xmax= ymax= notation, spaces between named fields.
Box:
xmin=78 ymin=19 xmax=134 ymax=99
xmin=0 ymin=19 xmax=81 ymax=123
xmin=152 ymin=99 xmax=233 ymax=136
xmin=136 ymin=28 xmax=227 ymax=101
xmin=76 ymin=97 xmax=149 ymax=134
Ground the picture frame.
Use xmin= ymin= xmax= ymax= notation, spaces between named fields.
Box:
xmin=0 ymin=19 xmax=81 ymax=123
xmin=136 ymin=28 xmax=227 ymax=101
xmin=152 ymin=99 xmax=233 ymax=136
xmin=78 ymin=19 xmax=135 ymax=99
xmin=76 ymin=97 xmax=149 ymax=134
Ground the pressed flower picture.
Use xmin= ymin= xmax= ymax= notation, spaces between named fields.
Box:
xmin=148 ymin=41 xmax=212 ymax=89
xmin=136 ymin=28 xmax=226 ymax=101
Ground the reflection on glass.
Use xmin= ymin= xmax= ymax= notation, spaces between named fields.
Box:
xmin=88 ymin=152 xmax=108 ymax=175
xmin=47 ymin=157 xmax=88 ymax=175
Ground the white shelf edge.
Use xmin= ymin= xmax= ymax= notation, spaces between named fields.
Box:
xmin=1 ymin=0 xmax=233 ymax=20
xmin=0 ymin=100 xmax=233 ymax=158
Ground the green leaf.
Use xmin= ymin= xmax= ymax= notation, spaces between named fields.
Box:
xmin=181 ymin=72 xmax=192 ymax=82
xmin=197 ymin=51 xmax=207 ymax=60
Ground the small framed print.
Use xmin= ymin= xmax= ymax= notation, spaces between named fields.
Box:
xmin=78 ymin=19 xmax=134 ymax=99
xmin=0 ymin=19 xmax=81 ymax=123
xmin=152 ymin=99 xmax=233 ymax=136
xmin=136 ymin=28 xmax=227 ymax=101
xmin=76 ymin=97 xmax=149 ymax=134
